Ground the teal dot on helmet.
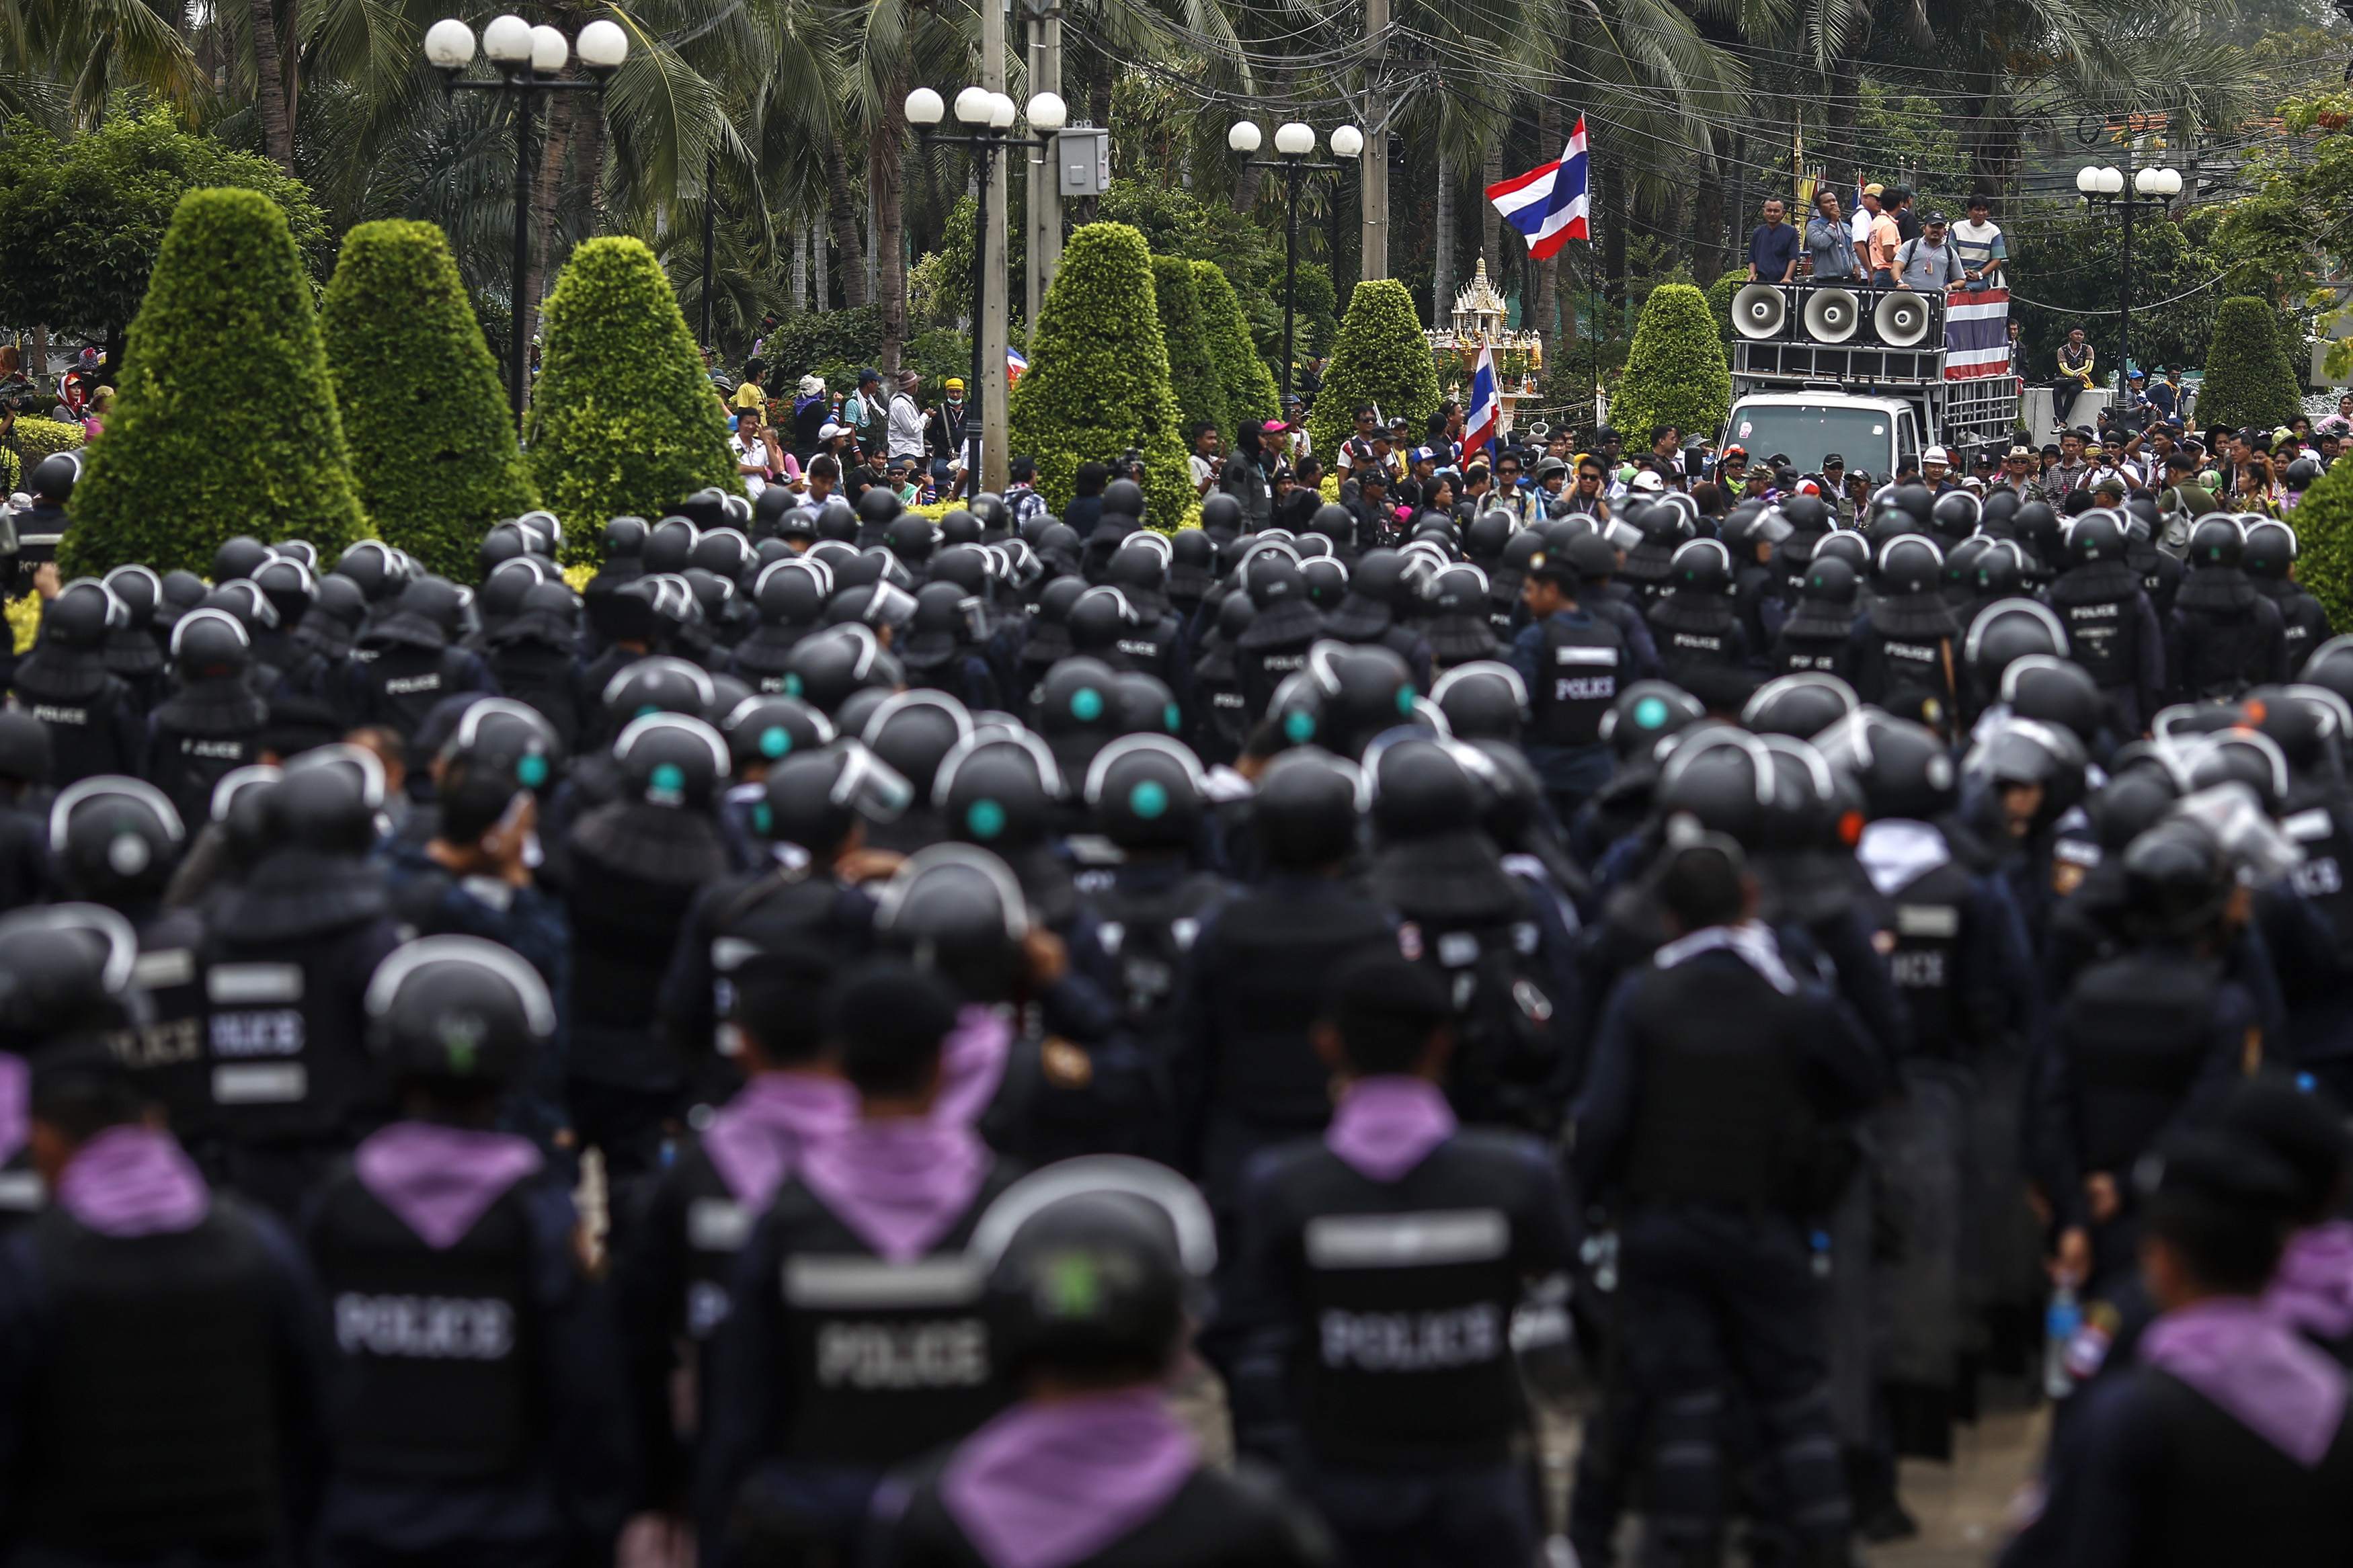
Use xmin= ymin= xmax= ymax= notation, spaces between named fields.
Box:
xmin=783 ymin=673 xmax=804 ymax=697
xmin=1283 ymin=709 xmax=1316 ymax=744
xmin=1130 ymin=780 xmax=1170 ymax=820
xmin=1164 ymin=702 xmax=1182 ymax=733
xmin=753 ymin=802 xmax=773 ymax=835
xmin=651 ymin=762 xmax=685 ymax=794
xmin=1634 ymin=696 xmax=1670 ymax=730
xmin=760 ymin=725 xmax=791 ymax=759
xmin=637 ymin=704 xmax=660 ymax=718
xmin=516 ymin=753 xmax=549 ymax=788
xmin=1071 ymin=686 xmax=1105 ymax=722
xmin=1396 ymin=684 xmax=1416 ymax=716
xmin=966 ymin=798 xmax=1007 ymax=839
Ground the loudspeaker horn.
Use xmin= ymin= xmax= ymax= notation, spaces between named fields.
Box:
xmin=1873 ymin=290 xmax=1933 ymax=347
xmin=1732 ymin=283 xmax=1789 ymax=341
xmin=1802 ymin=287 xmax=1862 ymax=344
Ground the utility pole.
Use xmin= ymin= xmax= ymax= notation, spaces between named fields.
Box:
xmin=979 ymin=0 xmax=1012 ymax=494
xmin=1358 ymin=0 xmax=1388 ymax=280
xmin=1025 ymin=1 xmax=1064 ymax=323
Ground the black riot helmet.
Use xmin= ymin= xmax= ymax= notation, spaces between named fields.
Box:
xmin=940 ymin=737 xmax=1060 ymax=850
xmin=1875 ymin=534 xmax=1944 ymax=595
xmin=1669 ymin=538 xmax=1734 ymax=595
xmin=2243 ymin=520 xmax=2298 ymax=581
xmin=1741 ymin=673 xmax=1858 ymax=739
xmin=1780 ymin=493 xmax=1830 ymax=534
xmin=1111 ymin=671 xmax=1183 ymax=739
xmin=1085 ymin=735 xmax=1205 ymax=850
xmin=1929 ymin=489 xmax=1981 ymax=542
xmin=169 ymin=608 xmax=252 ymax=679
xmin=0 ymin=711 xmax=48 ymax=789
xmin=2122 ymin=817 xmax=2233 ymax=940
xmin=42 ymin=579 xmax=124 ymax=651
xmin=2003 ymin=655 xmax=2103 ymax=748
xmin=723 ymin=694 xmax=836 ymax=774
xmin=1103 ymin=478 xmax=1146 ymax=520
xmin=977 ymin=1168 xmax=1214 ymax=1383
xmin=28 ymin=452 xmax=79 ymax=504
xmin=644 ymin=517 xmax=700 ymax=575
xmin=690 ymin=527 xmax=754 ymax=583
xmin=1252 ymin=749 xmax=1362 ymax=869
xmin=1433 ymin=661 xmax=1529 ymax=743
xmin=2188 ymin=516 xmax=2245 ymax=569
xmin=1814 ymin=709 xmax=1956 ymax=821
xmin=1800 ymin=554 xmax=1860 ymax=607
xmin=364 ymin=935 xmax=555 ymax=1090
xmin=212 ymin=536 xmax=272 ymax=585
xmin=50 ymin=778 xmax=186 ymax=905
xmin=1655 ymin=728 xmax=1776 ymax=848
xmin=861 ymin=691 xmax=974 ymax=804
xmin=614 ymin=712 xmax=729 ymax=811
xmin=1197 ymin=491 xmax=1243 ymax=537
xmin=2066 ymin=508 xmax=2127 ymax=565
xmin=1965 ymin=599 xmax=2069 ymax=690
xmin=758 ymin=742 xmax=913 ymax=855
xmin=885 ymin=513 xmax=937 ymax=567
xmin=602 ymin=655 xmax=715 ymax=728
xmin=1312 ymin=643 xmax=1422 ymax=760
xmin=0 ymin=903 xmax=135 ymax=1056
xmin=856 ymin=485 xmax=904 ymax=531
xmin=334 ymin=540 xmax=403 ymax=604
xmin=875 ymin=843 xmax=1033 ymax=1001
xmin=1366 ymin=737 xmax=1480 ymax=842
xmin=1600 ymin=680 xmax=1706 ymax=762
xmin=755 ymin=557 xmax=830 ymax=627
xmin=780 ymin=624 xmax=887 ymax=712
xmin=604 ymin=515 xmax=650 ymax=561
xmin=271 ymin=746 xmax=386 ymax=854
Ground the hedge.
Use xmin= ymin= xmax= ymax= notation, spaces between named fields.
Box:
xmin=526 ymin=236 xmax=741 ymax=559
xmin=2290 ymin=457 xmax=2353 ymax=636
xmin=1704 ymin=272 xmax=1742 ymax=343
xmin=1611 ymin=282 xmax=1732 ymax=446
xmin=1195 ymin=262 xmax=1279 ymax=434
xmin=63 ymin=188 xmax=366 ymax=577
xmin=1 ymin=416 xmax=83 ymax=495
xmin=1152 ymin=255 xmax=1229 ymax=441
xmin=762 ymin=304 xmax=885 ymax=377
xmin=1008 ymin=222 xmax=1193 ymax=526
xmin=2198 ymin=296 xmax=2303 ymax=434
xmin=1306 ymin=279 xmax=1441 ymax=462
xmin=323 ymin=220 xmax=538 ymax=581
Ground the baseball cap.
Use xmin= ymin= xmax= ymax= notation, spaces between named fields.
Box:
xmin=1921 ymin=210 xmax=1949 ymax=225
xmin=1821 ymin=452 xmax=1845 ymax=468
xmin=944 ymin=377 xmax=965 ymax=393
xmin=1721 ymin=444 xmax=1748 ymax=458
xmin=1261 ymin=419 xmax=1289 ymax=436
xmin=818 ymin=422 xmax=849 ymax=440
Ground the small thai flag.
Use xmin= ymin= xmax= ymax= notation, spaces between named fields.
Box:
xmin=1486 ymin=116 xmax=1591 ymax=261
xmin=1007 ymin=345 xmax=1028 ymax=385
xmin=1464 ymin=345 xmax=1500 ymax=457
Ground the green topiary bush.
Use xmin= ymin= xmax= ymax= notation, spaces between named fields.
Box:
xmin=1195 ymin=262 xmax=1279 ymax=438
xmin=1009 ymin=222 xmax=1193 ymax=527
xmin=1152 ymin=255 xmax=1229 ymax=442
xmin=2289 ymin=460 xmax=2353 ymax=636
xmin=323 ymin=220 xmax=538 ymax=581
xmin=2198 ymin=296 xmax=2304 ymax=434
xmin=63 ymin=188 xmax=365 ymax=577
xmin=1306 ymin=279 xmax=1442 ymax=464
xmin=526 ymin=236 xmax=740 ymax=557
xmin=761 ymin=304 xmax=885 ymax=375
xmin=1611 ymin=282 xmax=1733 ymax=446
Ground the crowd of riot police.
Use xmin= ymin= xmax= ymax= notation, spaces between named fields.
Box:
xmin=0 ymin=445 xmax=2351 ymax=1568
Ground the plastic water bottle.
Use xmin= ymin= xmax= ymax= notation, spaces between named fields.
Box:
xmin=2044 ymin=1283 xmax=2081 ymax=1401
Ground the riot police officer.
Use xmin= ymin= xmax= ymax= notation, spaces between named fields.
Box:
xmin=305 ymin=936 xmax=632 ymax=1567
xmin=11 ymin=577 xmax=145 ymax=786
xmin=2049 ymin=509 xmax=2165 ymax=733
xmin=2168 ymin=518 xmax=2286 ymax=703
xmin=144 ymin=608 xmax=270 ymax=831
xmin=2244 ymin=520 xmax=2331 ymax=677
xmin=1510 ymin=550 xmax=1628 ymax=821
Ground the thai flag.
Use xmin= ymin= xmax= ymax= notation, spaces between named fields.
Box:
xmin=1007 ymin=345 xmax=1028 ymax=385
xmin=1486 ymin=116 xmax=1591 ymax=261
xmin=1944 ymin=286 xmax=2011 ymax=381
xmin=1464 ymin=345 xmax=1500 ymax=456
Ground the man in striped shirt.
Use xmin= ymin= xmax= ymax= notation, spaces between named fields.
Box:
xmin=1951 ymin=194 xmax=2006 ymax=292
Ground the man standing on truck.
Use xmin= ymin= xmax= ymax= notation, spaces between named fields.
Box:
xmin=1805 ymin=189 xmax=1865 ymax=282
xmin=1747 ymin=198 xmax=1800 ymax=286
xmin=1951 ymin=194 xmax=2006 ymax=290
xmin=1893 ymin=213 xmax=1966 ymax=294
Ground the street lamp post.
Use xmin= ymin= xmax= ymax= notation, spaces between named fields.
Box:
xmin=2075 ymin=158 xmax=2182 ymax=412
xmin=1228 ymin=120 xmax=1362 ymax=405
xmin=906 ymin=86 xmax=1065 ymax=496
xmin=424 ymin=13 xmax=629 ymax=429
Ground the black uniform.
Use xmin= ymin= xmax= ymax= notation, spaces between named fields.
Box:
xmin=2167 ymin=571 xmax=2286 ymax=703
xmin=10 ymin=642 xmax=144 ymax=788
xmin=145 ymin=676 xmax=269 ymax=833
xmin=348 ymin=615 xmax=499 ymax=743
xmin=2048 ymin=560 xmax=2166 ymax=735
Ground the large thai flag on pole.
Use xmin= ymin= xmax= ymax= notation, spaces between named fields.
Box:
xmin=1944 ymin=286 xmax=2010 ymax=380
xmin=1486 ymin=116 xmax=1591 ymax=261
xmin=1464 ymin=345 xmax=1500 ymax=455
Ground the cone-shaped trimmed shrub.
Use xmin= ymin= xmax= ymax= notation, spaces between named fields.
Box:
xmin=325 ymin=220 xmax=537 ymax=581
xmin=1611 ymin=282 xmax=1732 ymax=446
xmin=1009 ymin=222 xmax=1192 ymax=526
xmin=526 ymin=236 xmax=740 ymax=557
xmin=1152 ymin=256 xmax=1228 ymax=442
xmin=1194 ymin=261 xmax=1279 ymax=435
xmin=2198 ymin=296 xmax=2305 ymax=434
xmin=2287 ymin=459 xmax=2353 ymax=635
xmin=1306 ymin=279 xmax=1441 ymax=463
xmin=63 ymin=188 xmax=365 ymax=576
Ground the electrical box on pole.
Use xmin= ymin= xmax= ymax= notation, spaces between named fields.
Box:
xmin=1058 ymin=127 xmax=1109 ymax=196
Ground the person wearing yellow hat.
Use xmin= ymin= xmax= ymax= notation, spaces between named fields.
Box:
xmin=923 ymin=376 xmax=971 ymax=499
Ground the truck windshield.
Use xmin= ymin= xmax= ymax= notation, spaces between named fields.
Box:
xmin=1724 ymin=405 xmax=1895 ymax=474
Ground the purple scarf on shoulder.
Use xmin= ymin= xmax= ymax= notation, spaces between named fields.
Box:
xmin=57 ymin=1126 xmax=209 ymax=1237
xmin=354 ymin=1122 xmax=543 ymax=1249
xmin=1324 ymin=1076 xmax=1456 ymax=1182
xmin=942 ymin=1389 xmax=1198 ymax=1568
xmin=797 ymin=1118 xmax=989 ymax=1262
xmin=2141 ymin=1294 xmax=2349 ymax=1467
xmin=703 ymin=1072 xmax=856 ymax=1207
xmin=2268 ymin=1221 xmax=2353 ymax=1344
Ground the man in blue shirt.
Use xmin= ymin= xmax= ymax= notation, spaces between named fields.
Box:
xmin=1804 ymin=188 xmax=1864 ymax=282
xmin=1747 ymin=198 xmax=1800 ymax=286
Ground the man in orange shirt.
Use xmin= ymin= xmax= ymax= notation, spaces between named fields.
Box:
xmin=1866 ymin=200 xmax=1902 ymax=287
